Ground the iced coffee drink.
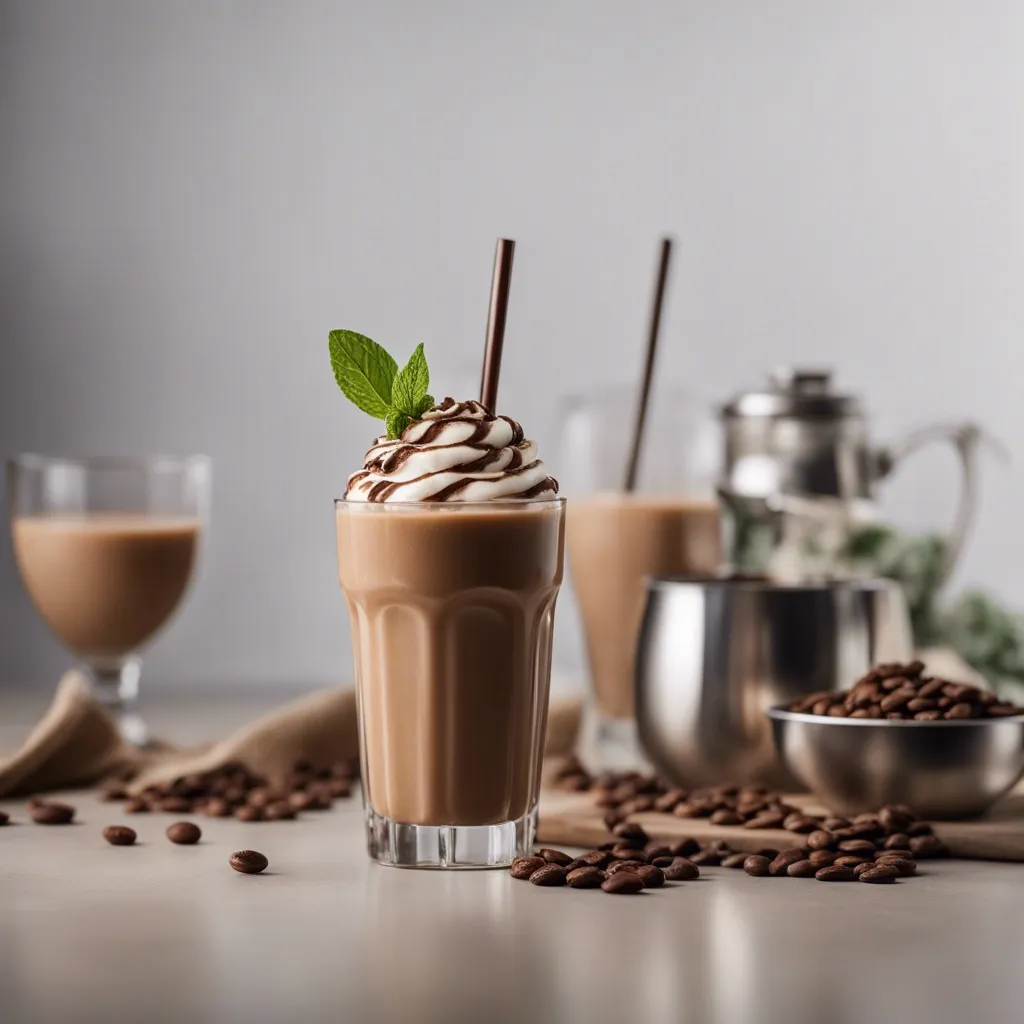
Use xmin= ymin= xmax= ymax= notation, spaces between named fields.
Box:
xmin=330 ymin=330 xmax=564 ymax=868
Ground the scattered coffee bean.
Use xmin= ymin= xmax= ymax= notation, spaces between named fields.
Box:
xmin=611 ymin=822 xmax=649 ymax=848
xmin=815 ymin=865 xmax=856 ymax=882
xmin=536 ymin=848 xmax=573 ymax=866
xmin=787 ymin=859 xmax=818 ymax=878
xmin=710 ymin=809 xmax=744 ymax=826
xmin=838 ymin=839 xmax=876 ymax=855
xmin=511 ymin=856 xmax=546 ymax=880
xmin=876 ymin=857 xmax=917 ymax=876
xmin=566 ymin=866 xmax=606 ymax=889
xmin=743 ymin=810 xmax=787 ymax=830
xmin=877 ymin=849 xmax=913 ymax=861
xmin=663 ymin=857 xmax=700 ymax=881
xmin=530 ymin=864 xmax=568 ymax=887
xmin=606 ymin=859 xmax=644 ymax=876
xmin=610 ymin=845 xmax=647 ymax=861
xmin=722 ymin=853 xmax=749 ymax=869
xmin=30 ymin=802 xmax=75 ymax=825
xmin=769 ymin=848 xmax=808 ymax=876
xmin=743 ymin=855 xmax=772 ymax=877
xmin=783 ymin=814 xmax=819 ymax=834
xmin=690 ymin=849 xmax=722 ymax=867
xmin=580 ymin=850 xmax=611 ymax=868
xmin=834 ymin=855 xmax=871 ymax=868
xmin=808 ymin=850 xmax=837 ymax=867
xmin=909 ymin=835 xmax=948 ymax=859
xmin=859 ymin=867 xmax=897 ymax=884
xmin=166 ymin=821 xmax=201 ymax=845
xmin=123 ymin=798 xmax=149 ymax=814
xmin=229 ymin=850 xmax=269 ymax=874
xmin=102 ymin=825 xmax=136 ymax=846
xmin=807 ymin=830 xmax=836 ymax=851
xmin=601 ymin=871 xmax=645 ymax=894
xmin=884 ymin=833 xmax=911 ymax=850
xmin=907 ymin=821 xmax=934 ymax=837
xmin=670 ymin=838 xmax=701 ymax=858
xmin=636 ymin=864 xmax=666 ymax=888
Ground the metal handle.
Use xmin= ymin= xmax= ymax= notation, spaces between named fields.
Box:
xmin=875 ymin=422 xmax=1001 ymax=588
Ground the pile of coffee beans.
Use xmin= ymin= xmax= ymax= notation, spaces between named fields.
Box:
xmin=785 ymin=661 xmax=1024 ymax=720
xmin=510 ymin=824 xmax=708 ymax=895
xmin=99 ymin=758 xmax=358 ymax=821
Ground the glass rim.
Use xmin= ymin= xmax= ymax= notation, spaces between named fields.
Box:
xmin=334 ymin=495 xmax=566 ymax=510
xmin=8 ymin=453 xmax=212 ymax=473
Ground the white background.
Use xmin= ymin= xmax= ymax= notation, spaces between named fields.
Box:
xmin=2 ymin=1 xmax=1023 ymax=689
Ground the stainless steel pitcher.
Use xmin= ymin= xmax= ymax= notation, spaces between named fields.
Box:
xmin=718 ymin=368 xmax=983 ymax=586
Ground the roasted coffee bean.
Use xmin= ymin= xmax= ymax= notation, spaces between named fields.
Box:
xmin=807 ymin=830 xmax=836 ymax=851
xmin=601 ymin=871 xmax=644 ymax=894
xmin=787 ymin=859 xmax=818 ymax=878
xmin=100 ymin=784 xmax=129 ymax=802
xmin=30 ymin=802 xmax=75 ymax=825
xmin=619 ymin=796 xmax=655 ymax=816
xmin=753 ymin=847 xmax=780 ymax=860
xmin=858 ymin=862 xmax=899 ymax=880
xmin=710 ymin=809 xmax=744 ymax=826
xmin=537 ymin=848 xmax=573 ymax=866
xmin=834 ymin=855 xmax=871 ymax=868
xmin=808 ymin=850 xmax=837 ymax=868
xmin=876 ymin=856 xmax=917 ymax=876
xmin=743 ymin=810 xmax=787 ymax=830
xmin=610 ymin=846 xmax=648 ymax=862
xmin=158 ymin=797 xmax=193 ymax=814
xmin=706 ymin=839 xmax=733 ymax=856
xmin=654 ymin=790 xmax=686 ymax=813
xmin=769 ymin=849 xmax=807 ymax=876
xmin=859 ymin=867 xmax=898 ymax=884
xmin=907 ymin=821 xmax=933 ymax=837
xmin=652 ymin=856 xmax=675 ymax=868
xmin=602 ymin=810 xmax=624 ymax=830
xmin=580 ymin=850 xmax=611 ymax=868
xmin=202 ymin=797 xmax=232 ymax=818
xmin=611 ymin=822 xmax=649 ymax=847
xmin=670 ymin=838 xmax=701 ymax=858
xmin=853 ymin=861 xmax=877 ymax=877
xmin=511 ymin=856 xmax=546 ymax=879
xmin=566 ymin=866 xmax=606 ymax=889
xmin=884 ymin=833 xmax=911 ymax=850
xmin=166 ymin=821 xmax=201 ymax=845
xmin=564 ymin=858 xmax=587 ymax=873
xmin=530 ymin=864 xmax=567 ymax=887
xmin=229 ymin=850 xmax=269 ymax=874
xmin=743 ymin=855 xmax=772 ymax=877
xmin=265 ymin=801 xmax=297 ymax=821
xmin=945 ymin=702 xmax=974 ymax=719
xmin=606 ymin=859 xmax=645 ymax=876
xmin=838 ymin=839 xmax=876 ymax=855
xmin=672 ymin=803 xmax=705 ymax=819
xmin=644 ymin=843 xmax=673 ymax=861
xmin=909 ymin=834 xmax=949 ymax=858
xmin=875 ymin=849 xmax=913 ymax=862
xmin=123 ymin=798 xmax=149 ymax=814
xmin=102 ymin=825 xmax=137 ymax=846
xmin=690 ymin=849 xmax=722 ymax=867
xmin=815 ymin=865 xmax=856 ymax=882
xmin=822 ymin=817 xmax=850 ymax=831
xmin=234 ymin=805 xmax=263 ymax=822
xmin=914 ymin=710 xmax=942 ymax=721
xmin=722 ymin=852 xmax=749 ymax=869
xmin=783 ymin=814 xmax=819 ymax=834
xmin=636 ymin=864 xmax=666 ymax=888
xmin=663 ymin=857 xmax=700 ymax=881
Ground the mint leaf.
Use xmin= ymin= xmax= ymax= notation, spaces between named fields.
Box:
xmin=391 ymin=343 xmax=430 ymax=416
xmin=328 ymin=330 xmax=398 ymax=419
xmin=414 ymin=394 xmax=435 ymax=417
xmin=385 ymin=410 xmax=410 ymax=440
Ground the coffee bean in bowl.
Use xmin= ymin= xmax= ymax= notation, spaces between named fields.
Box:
xmin=768 ymin=662 xmax=1024 ymax=818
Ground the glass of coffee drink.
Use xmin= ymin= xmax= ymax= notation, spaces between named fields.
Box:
xmin=337 ymin=398 xmax=565 ymax=868
xmin=562 ymin=388 xmax=722 ymax=751
xmin=8 ymin=454 xmax=211 ymax=745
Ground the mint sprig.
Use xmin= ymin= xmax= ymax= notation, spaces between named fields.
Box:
xmin=328 ymin=330 xmax=434 ymax=440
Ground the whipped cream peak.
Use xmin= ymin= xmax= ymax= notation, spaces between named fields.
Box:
xmin=345 ymin=397 xmax=560 ymax=502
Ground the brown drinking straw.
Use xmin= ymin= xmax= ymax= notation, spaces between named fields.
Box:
xmin=623 ymin=236 xmax=674 ymax=492
xmin=479 ymin=238 xmax=516 ymax=412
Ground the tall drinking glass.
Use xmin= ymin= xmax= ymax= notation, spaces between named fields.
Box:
xmin=561 ymin=388 xmax=722 ymax=751
xmin=7 ymin=454 xmax=211 ymax=745
xmin=336 ymin=497 xmax=566 ymax=868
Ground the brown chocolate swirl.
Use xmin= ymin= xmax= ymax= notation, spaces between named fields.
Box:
xmin=345 ymin=397 xmax=559 ymax=502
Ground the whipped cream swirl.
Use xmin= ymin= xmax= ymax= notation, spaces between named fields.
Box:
xmin=345 ymin=398 xmax=560 ymax=502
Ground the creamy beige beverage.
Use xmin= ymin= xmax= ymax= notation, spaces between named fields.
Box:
xmin=338 ymin=502 xmax=563 ymax=825
xmin=11 ymin=515 xmax=200 ymax=659
xmin=568 ymin=494 xmax=721 ymax=719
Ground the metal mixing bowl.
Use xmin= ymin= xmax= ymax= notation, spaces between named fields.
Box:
xmin=767 ymin=708 xmax=1024 ymax=818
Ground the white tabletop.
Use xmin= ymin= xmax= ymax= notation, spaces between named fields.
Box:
xmin=3 ymin=686 xmax=1024 ymax=1024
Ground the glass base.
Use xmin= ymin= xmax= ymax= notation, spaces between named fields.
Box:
xmin=365 ymin=808 xmax=537 ymax=869
xmin=87 ymin=658 xmax=152 ymax=748
xmin=595 ymin=714 xmax=645 ymax=768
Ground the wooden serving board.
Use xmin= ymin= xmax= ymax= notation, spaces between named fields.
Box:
xmin=538 ymin=785 xmax=1024 ymax=862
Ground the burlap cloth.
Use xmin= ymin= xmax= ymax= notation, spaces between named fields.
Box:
xmin=0 ymin=671 xmax=584 ymax=798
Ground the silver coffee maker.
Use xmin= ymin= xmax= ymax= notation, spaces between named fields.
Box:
xmin=718 ymin=368 xmax=983 ymax=586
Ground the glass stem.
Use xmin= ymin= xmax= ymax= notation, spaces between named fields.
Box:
xmin=89 ymin=658 xmax=148 ymax=747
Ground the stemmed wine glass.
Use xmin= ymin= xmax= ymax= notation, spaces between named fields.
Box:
xmin=7 ymin=454 xmax=211 ymax=746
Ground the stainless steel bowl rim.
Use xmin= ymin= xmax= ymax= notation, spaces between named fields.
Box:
xmin=646 ymin=575 xmax=900 ymax=594
xmin=766 ymin=707 xmax=1024 ymax=728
